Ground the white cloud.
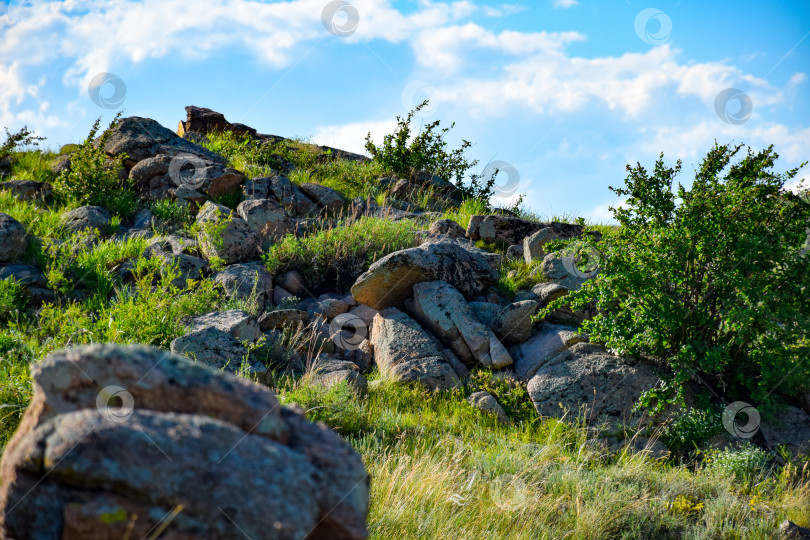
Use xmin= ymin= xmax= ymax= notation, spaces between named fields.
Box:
xmin=311 ymin=119 xmax=398 ymax=156
xmin=553 ymin=0 xmax=578 ymax=8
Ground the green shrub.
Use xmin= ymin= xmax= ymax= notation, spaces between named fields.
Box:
xmin=544 ymin=143 xmax=810 ymax=410
xmin=364 ymin=100 xmax=481 ymax=194
xmin=705 ymin=444 xmax=773 ymax=484
xmin=0 ymin=126 xmax=44 ymax=167
xmin=0 ymin=278 xmax=29 ymax=324
xmin=662 ymin=407 xmax=724 ymax=451
xmin=263 ymin=216 xmax=419 ymax=292
xmin=53 ymin=113 xmax=138 ymax=216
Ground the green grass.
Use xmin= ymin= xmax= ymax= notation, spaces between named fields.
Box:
xmin=3 ymin=149 xmax=58 ymax=183
xmin=278 ymin=375 xmax=810 ymax=540
xmin=263 ymin=215 xmax=420 ymax=293
xmin=0 ymin=189 xmax=66 ymax=239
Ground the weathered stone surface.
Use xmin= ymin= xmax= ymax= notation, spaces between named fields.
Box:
xmin=527 ymin=343 xmax=661 ymax=423
xmin=469 ymin=300 xmax=538 ymax=346
xmin=0 ymin=264 xmax=46 ymax=287
xmin=523 ymin=227 xmax=560 ymax=263
xmin=541 ymin=251 xmax=598 ymax=291
xmin=0 ymin=344 xmax=369 ymax=540
xmin=237 ymin=198 xmax=292 ymax=239
xmin=274 ymin=285 xmax=298 ymax=305
xmin=0 ymin=179 xmax=52 ymax=201
xmin=243 ymin=175 xmax=271 ymax=200
xmin=179 ymin=105 xmax=258 ymax=138
xmin=0 ymin=213 xmax=27 ymax=264
xmin=509 ymin=324 xmax=585 ymax=379
xmin=61 ymin=206 xmax=111 ymax=233
xmin=213 ymin=262 xmax=273 ymax=309
xmin=780 ymin=520 xmax=810 ymax=539
xmin=258 ymin=309 xmax=308 ymax=331
xmin=467 ymin=215 xmax=584 ymax=246
xmin=349 ymin=304 xmax=379 ymax=326
xmin=760 ymin=406 xmax=810 ymax=458
xmin=311 ymin=356 xmax=368 ymax=394
xmin=526 ymin=281 xmax=570 ymax=308
xmin=189 ymin=309 xmax=262 ymax=342
xmin=130 ymin=153 xmax=246 ymax=200
xmin=298 ymin=182 xmax=345 ymax=213
xmin=196 ymin=202 xmax=260 ymax=263
xmin=428 ymin=218 xmax=466 ymax=238
xmin=506 ymin=243 xmax=523 ymax=261
xmin=103 ymin=116 xmax=225 ymax=169
xmin=371 ymin=307 xmax=461 ymax=390
xmin=269 ymin=174 xmax=317 ymax=217
xmin=276 ymin=270 xmax=307 ymax=296
xmin=351 ymin=236 xmax=500 ymax=310
xmin=411 ymin=281 xmax=512 ymax=369
xmin=310 ymin=298 xmax=349 ymax=320
xmin=468 ymin=391 xmax=510 ymax=424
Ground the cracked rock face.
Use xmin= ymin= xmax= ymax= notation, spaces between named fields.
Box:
xmin=0 ymin=344 xmax=370 ymax=540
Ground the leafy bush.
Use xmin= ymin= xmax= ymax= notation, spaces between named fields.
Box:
xmin=662 ymin=407 xmax=724 ymax=451
xmin=705 ymin=444 xmax=773 ymax=484
xmin=53 ymin=113 xmax=137 ymax=216
xmin=545 ymin=143 xmax=810 ymax=410
xmin=365 ymin=100 xmax=479 ymax=191
xmin=0 ymin=126 xmax=44 ymax=169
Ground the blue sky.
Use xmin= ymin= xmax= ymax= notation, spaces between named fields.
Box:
xmin=1 ymin=0 xmax=808 ymax=221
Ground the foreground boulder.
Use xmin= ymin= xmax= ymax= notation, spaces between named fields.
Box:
xmin=527 ymin=343 xmax=661 ymax=424
xmin=351 ymin=236 xmax=500 ymax=310
xmin=371 ymin=307 xmax=461 ymax=390
xmin=0 ymin=344 xmax=369 ymax=540
xmin=411 ymin=281 xmax=512 ymax=369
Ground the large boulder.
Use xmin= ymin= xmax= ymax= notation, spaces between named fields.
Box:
xmin=0 ymin=179 xmax=52 ymax=202
xmin=129 ymin=153 xmax=245 ymax=200
xmin=196 ymin=202 xmax=260 ymax=263
xmin=102 ymin=116 xmax=225 ymax=169
xmin=760 ymin=406 xmax=810 ymax=458
xmin=351 ymin=236 xmax=500 ymax=310
xmin=0 ymin=213 xmax=27 ymax=264
xmin=61 ymin=205 xmax=111 ymax=234
xmin=523 ymin=227 xmax=561 ymax=264
xmin=237 ymin=198 xmax=292 ymax=239
xmin=428 ymin=218 xmax=466 ymax=238
xmin=541 ymin=251 xmax=596 ymax=291
xmin=298 ymin=182 xmax=345 ymax=213
xmin=370 ymin=307 xmax=461 ymax=390
xmin=466 ymin=215 xmax=584 ymax=246
xmin=178 ymin=105 xmax=257 ymax=138
xmin=0 ymin=344 xmax=369 ymax=540
xmin=269 ymin=174 xmax=318 ymax=217
xmin=527 ymin=343 xmax=661 ymax=424
xmin=213 ymin=262 xmax=274 ymax=309
xmin=411 ymin=281 xmax=512 ymax=369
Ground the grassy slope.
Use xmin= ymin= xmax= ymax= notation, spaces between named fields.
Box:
xmin=1 ymin=136 xmax=808 ymax=539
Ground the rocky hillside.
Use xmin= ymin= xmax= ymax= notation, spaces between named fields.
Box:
xmin=0 ymin=106 xmax=808 ymax=539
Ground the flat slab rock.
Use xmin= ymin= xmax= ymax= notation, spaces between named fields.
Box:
xmin=0 ymin=344 xmax=369 ymax=540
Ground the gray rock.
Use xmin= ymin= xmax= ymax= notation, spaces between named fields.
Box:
xmin=348 ymin=304 xmax=379 ymax=326
xmin=428 ymin=218 xmax=466 ymax=238
xmin=760 ymin=406 xmax=810 ymax=458
xmin=780 ymin=520 xmax=810 ymax=539
xmin=269 ymin=174 xmax=317 ymax=217
xmin=527 ymin=343 xmax=661 ymax=424
xmin=371 ymin=307 xmax=461 ymax=390
xmin=351 ymin=235 xmax=500 ymax=310
xmin=298 ymin=182 xmax=345 ymax=213
xmin=541 ymin=251 xmax=598 ymax=291
xmin=310 ymin=356 xmax=368 ymax=394
xmin=61 ymin=206 xmax=111 ymax=233
xmin=0 ymin=344 xmax=369 ymax=540
xmin=274 ymin=285 xmax=298 ymax=305
xmin=242 ymin=175 xmax=271 ymax=200
xmin=180 ymin=105 xmax=258 ymax=138
xmin=527 ymin=281 xmax=570 ymax=308
xmin=0 ymin=214 xmax=28 ymax=264
xmin=213 ymin=262 xmax=273 ymax=309
xmin=523 ymin=227 xmax=560 ymax=264
xmin=506 ymin=243 xmax=524 ymax=261
xmin=0 ymin=179 xmax=52 ymax=201
xmin=467 ymin=215 xmax=583 ymax=246
xmin=310 ymin=298 xmax=349 ymax=320
xmin=411 ymin=281 xmax=513 ymax=369
xmin=196 ymin=202 xmax=260 ymax=263
xmin=470 ymin=300 xmax=538 ymax=345
xmin=258 ymin=309 xmax=308 ymax=331
xmin=171 ymin=325 xmax=267 ymax=380
xmin=509 ymin=324 xmax=584 ymax=379
xmin=277 ymin=270 xmax=307 ymax=296
xmin=468 ymin=391 xmax=510 ymax=424
xmin=0 ymin=264 xmax=46 ymax=287
xmin=237 ymin=198 xmax=292 ymax=239
xmin=189 ymin=309 xmax=262 ymax=342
